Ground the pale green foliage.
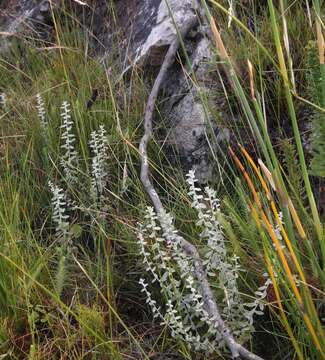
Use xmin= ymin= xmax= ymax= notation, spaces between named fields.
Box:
xmin=89 ymin=125 xmax=109 ymax=201
xmin=36 ymin=94 xmax=48 ymax=135
xmin=48 ymin=181 xmax=70 ymax=244
xmin=60 ymin=101 xmax=79 ymax=183
xmin=0 ymin=93 xmax=6 ymax=107
xmin=45 ymin=100 xmax=112 ymax=297
xmin=48 ymin=181 xmax=71 ymax=297
xmin=138 ymin=170 xmax=271 ymax=354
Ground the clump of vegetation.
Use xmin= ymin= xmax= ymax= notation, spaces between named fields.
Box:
xmin=0 ymin=1 xmax=324 ymax=359
xmin=138 ymin=170 xmax=271 ymax=354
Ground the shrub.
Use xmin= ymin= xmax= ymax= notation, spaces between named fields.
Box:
xmin=138 ymin=170 xmax=270 ymax=354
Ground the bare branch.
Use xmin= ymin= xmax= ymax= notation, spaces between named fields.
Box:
xmin=138 ymin=12 xmax=264 ymax=360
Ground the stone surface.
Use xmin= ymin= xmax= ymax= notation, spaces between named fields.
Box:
xmin=99 ymin=0 xmax=198 ymax=68
xmin=0 ymin=0 xmax=52 ymax=33
xmin=0 ymin=0 xmax=229 ymax=182
xmin=162 ymin=35 xmax=217 ymax=182
xmin=131 ymin=0 xmax=197 ymax=65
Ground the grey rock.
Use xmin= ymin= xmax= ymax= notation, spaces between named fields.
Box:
xmin=161 ymin=33 xmax=229 ymax=182
xmin=132 ymin=0 xmax=198 ymax=65
xmin=0 ymin=0 xmax=229 ymax=182
xmin=112 ymin=0 xmax=228 ymax=182
xmin=0 ymin=0 xmax=56 ymax=52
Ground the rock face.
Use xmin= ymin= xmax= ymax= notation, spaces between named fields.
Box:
xmin=160 ymin=34 xmax=225 ymax=182
xmin=0 ymin=0 xmax=229 ymax=182
xmin=129 ymin=0 xmax=198 ymax=64
xmin=0 ymin=0 xmax=53 ymax=35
